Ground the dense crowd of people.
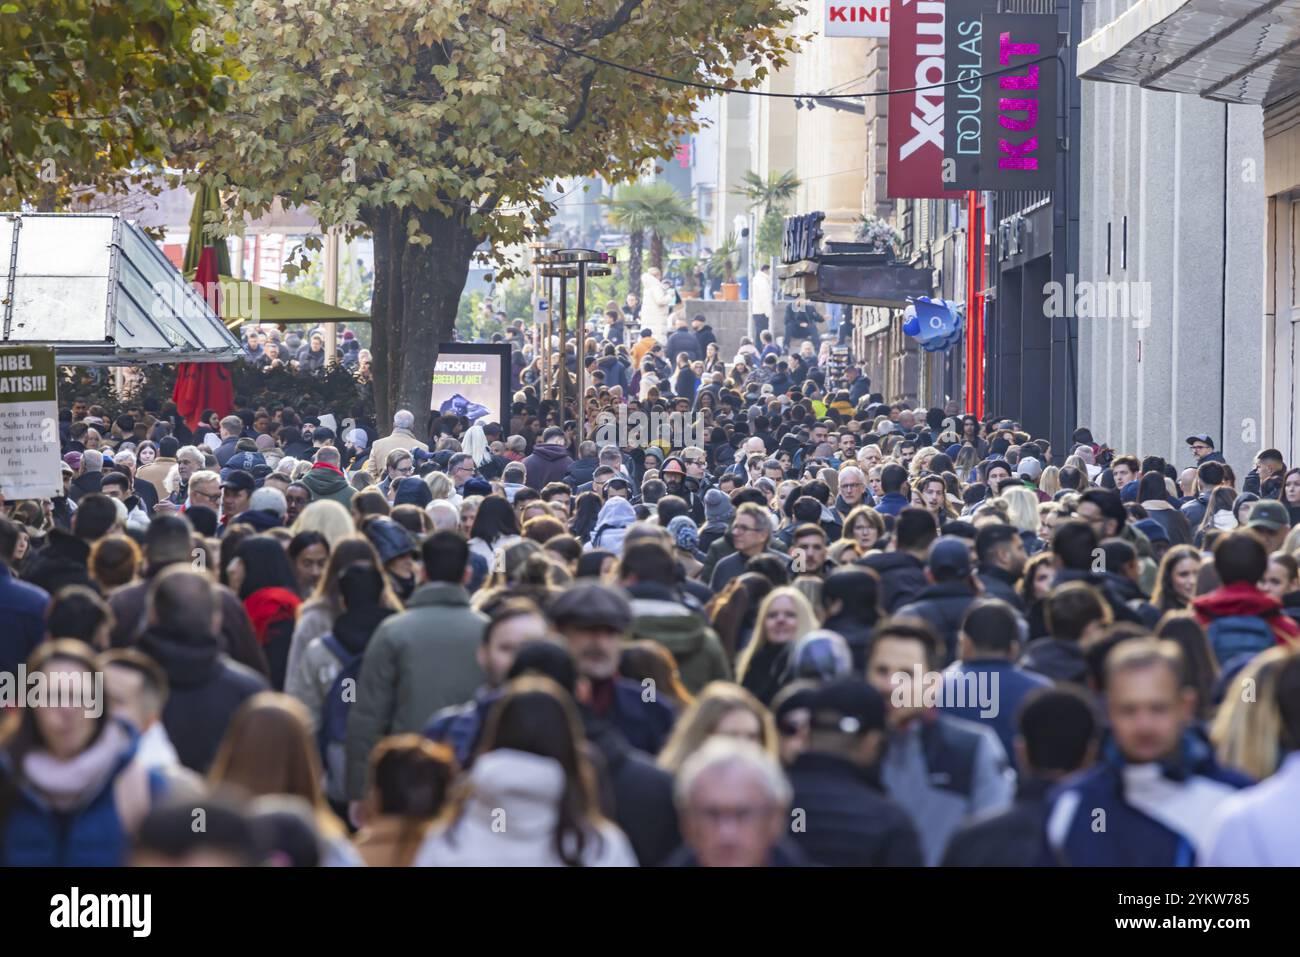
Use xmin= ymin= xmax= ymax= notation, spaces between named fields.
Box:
xmin=2 ymin=312 xmax=1300 ymax=868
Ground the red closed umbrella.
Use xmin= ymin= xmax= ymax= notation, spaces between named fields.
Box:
xmin=172 ymin=184 xmax=236 ymax=430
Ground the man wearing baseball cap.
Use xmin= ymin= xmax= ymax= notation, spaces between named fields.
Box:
xmin=785 ymin=678 xmax=923 ymax=866
xmin=1247 ymin=499 xmax=1291 ymax=555
xmin=548 ymin=582 xmax=676 ymax=755
xmin=1185 ymin=434 xmax=1225 ymax=465
xmin=893 ymin=537 xmax=983 ymax=666
xmin=219 ymin=469 xmax=256 ymax=533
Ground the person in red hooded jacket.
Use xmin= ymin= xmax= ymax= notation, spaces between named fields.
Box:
xmin=1193 ymin=530 xmax=1300 ymax=663
xmin=226 ymin=535 xmax=303 ymax=691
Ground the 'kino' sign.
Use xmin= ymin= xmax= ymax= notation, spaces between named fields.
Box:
xmin=977 ymin=13 xmax=1057 ymax=190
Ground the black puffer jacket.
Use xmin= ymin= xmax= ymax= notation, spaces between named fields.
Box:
xmin=787 ymin=752 xmax=923 ymax=867
xmin=21 ymin=528 xmax=95 ymax=596
xmin=858 ymin=551 xmax=928 ymax=613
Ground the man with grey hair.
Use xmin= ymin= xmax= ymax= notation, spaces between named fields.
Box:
xmin=228 ymin=486 xmax=288 ymax=533
xmin=367 ymin=408 xmax=428 ymax=479
xmin=185 ymin=469 xmax=222 ymax=514
xmin=669 ymin=737 xmax=805 ymax=867
xmin=835 ymin=465 xmax=869 ymax=516
xmin=69 ymin=449 xmax=104 ymax=502
xmin=425 ymin=500 xmax=460 ymax=532
xmin=503 ymin=435 xmax=528 ymax=462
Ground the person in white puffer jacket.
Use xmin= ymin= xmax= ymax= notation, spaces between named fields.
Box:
xmin=414 ymin=678 xmax=637 ymax=867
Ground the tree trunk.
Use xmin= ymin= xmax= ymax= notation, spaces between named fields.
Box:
xmin=364 ymin=204 xmax=479 ymax=434
xmin=628 ymin=229 xmax=644 ymax=299
xmin=649 ymin=232 xmax=665 ymax=272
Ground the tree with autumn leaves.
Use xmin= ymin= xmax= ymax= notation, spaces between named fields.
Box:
xmin=0 ymin=0 xmax=236 ymax=211
xmin=183 ymin=0 xmax=799 ymax=426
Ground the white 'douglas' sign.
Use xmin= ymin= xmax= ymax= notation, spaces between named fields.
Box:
xmin=827 ymin=1 xmax=891 ymax=37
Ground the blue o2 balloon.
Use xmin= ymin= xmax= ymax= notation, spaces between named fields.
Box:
xmin=902 ymin=297 xmax=964 ymax=353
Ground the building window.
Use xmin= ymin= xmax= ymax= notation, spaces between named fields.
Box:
xmin=1106 ymin=222 xmax=1112 ymax=276
xmin=1122 ymin=216 xmax=1128 ymax=270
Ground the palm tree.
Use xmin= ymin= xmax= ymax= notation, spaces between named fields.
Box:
xmin=601 ymin=183 xmax=654 ymax=299
xmin=733 ymin=170 xmax=801 ymax=261
xmin=732 ymin=169 xmax=801 ymax=214
xmin=602 ymin=181 xmax=703 ymax=295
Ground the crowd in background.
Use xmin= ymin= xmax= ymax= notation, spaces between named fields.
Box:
xmin=2 ymin=304 xmax=1300 ymax=868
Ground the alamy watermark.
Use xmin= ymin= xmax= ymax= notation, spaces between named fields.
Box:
xmin=592 ymin=406 xmax=705 ymax=450
xmin=891 ymin=666 xmax=1000 ymax=719
xmin=0 ymin=667 xmax=103 ymax=718
xmin=1043 ymin=275 xmax=1151 ymax=328
xmin=151 ymin=279 xmax=260 ymax=325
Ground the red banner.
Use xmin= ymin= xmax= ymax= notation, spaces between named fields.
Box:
xmin=887 ymin=0 xmax=950 ymax=199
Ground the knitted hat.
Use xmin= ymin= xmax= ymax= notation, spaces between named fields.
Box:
xmin=667 ymin=514 xmax=701 ymax=554
xmin=703 ymin=487 xmax=734 ymax=523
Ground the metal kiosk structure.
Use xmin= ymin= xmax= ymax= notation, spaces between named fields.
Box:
xmin=533 ymin=248 xmax=612 ymax=441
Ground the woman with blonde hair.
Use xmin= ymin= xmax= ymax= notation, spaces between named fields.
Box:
xmin=999 ymin=486 xmax=1045 ymax=551
xmin=909 ymin=446 xmax=939 ymax=478
xmin=291 ymin=498 xmax=355 ymax=548
xmin=656 ymin=682 xmax=778 ymax=774
xmin=1039 ymin=465 xmax=1061 ymax=498
xmin=1210 ymin=647 xmax=1293 ymax=780
xmin=208 ymin=692 xmax=361 ymax=865
xmin=735 ymin=586 xmax=819 ymax=705
xmin=424 ymin=470 xmax=457 ymax=504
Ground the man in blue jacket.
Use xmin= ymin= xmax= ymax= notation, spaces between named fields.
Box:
xmin=940 ymin=599 xmax=1050 ymax=767
xmin=872 ymin=463 xmax=911 ymax=518
xmin=1041 ymin=638 xmax=1250 ymax=866
xmin=0 ymin=515 xmax=49 ymax=676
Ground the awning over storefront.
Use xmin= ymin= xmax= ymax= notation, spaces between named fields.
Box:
xmin=0 ymin=213 xmax=241 ymax=365
xmin=778 ymin=258 xmax=934 ymax=307
xmin=1078 ymin=0 xmax=1300 ymax=106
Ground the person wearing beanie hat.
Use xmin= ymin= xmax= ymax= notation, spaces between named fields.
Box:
xmin=393 ymin=476 xmax=434 ymax=509
xmin=666 ymin=514 xmax=705 ymax=565
xmin=699 ymin=488 xmax=734 ymax=552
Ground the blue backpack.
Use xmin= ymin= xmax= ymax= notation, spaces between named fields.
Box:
xmin=317 ymin=635 xmax=364 ymax=803
xmin=1205 ymin=615 xmax=1275 ymax=666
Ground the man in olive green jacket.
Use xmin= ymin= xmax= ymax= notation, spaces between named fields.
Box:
xmin=344 ymin=532 xmax=486 ymax=803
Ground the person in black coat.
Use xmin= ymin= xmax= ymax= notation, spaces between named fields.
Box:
xmin=136 ymin=568 xmax=268 ymax=773
xmin=941 ymin=686 xmax=1097 ymax=866
xmin=787 ymin=680 xmax=923 ymax=867
xmin=821 ymin=567 xmax=882 ymax=672
xmin=856 ymin=508 xmax=936 ymax=612
xmin=1136 ymin=471 xmax=1192 ymax=546
xmin=665 ymin=319 xmax=702 ymax=364
xmin=893 ymin=538 xmax=982 ymax=667
xmin=585 ymin=719 xmax=680 ymax=866
xmin=975 ymin=524 xmax=1027 ymax=612
xmin=22 ymin=493 xmax=119 ymax=597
